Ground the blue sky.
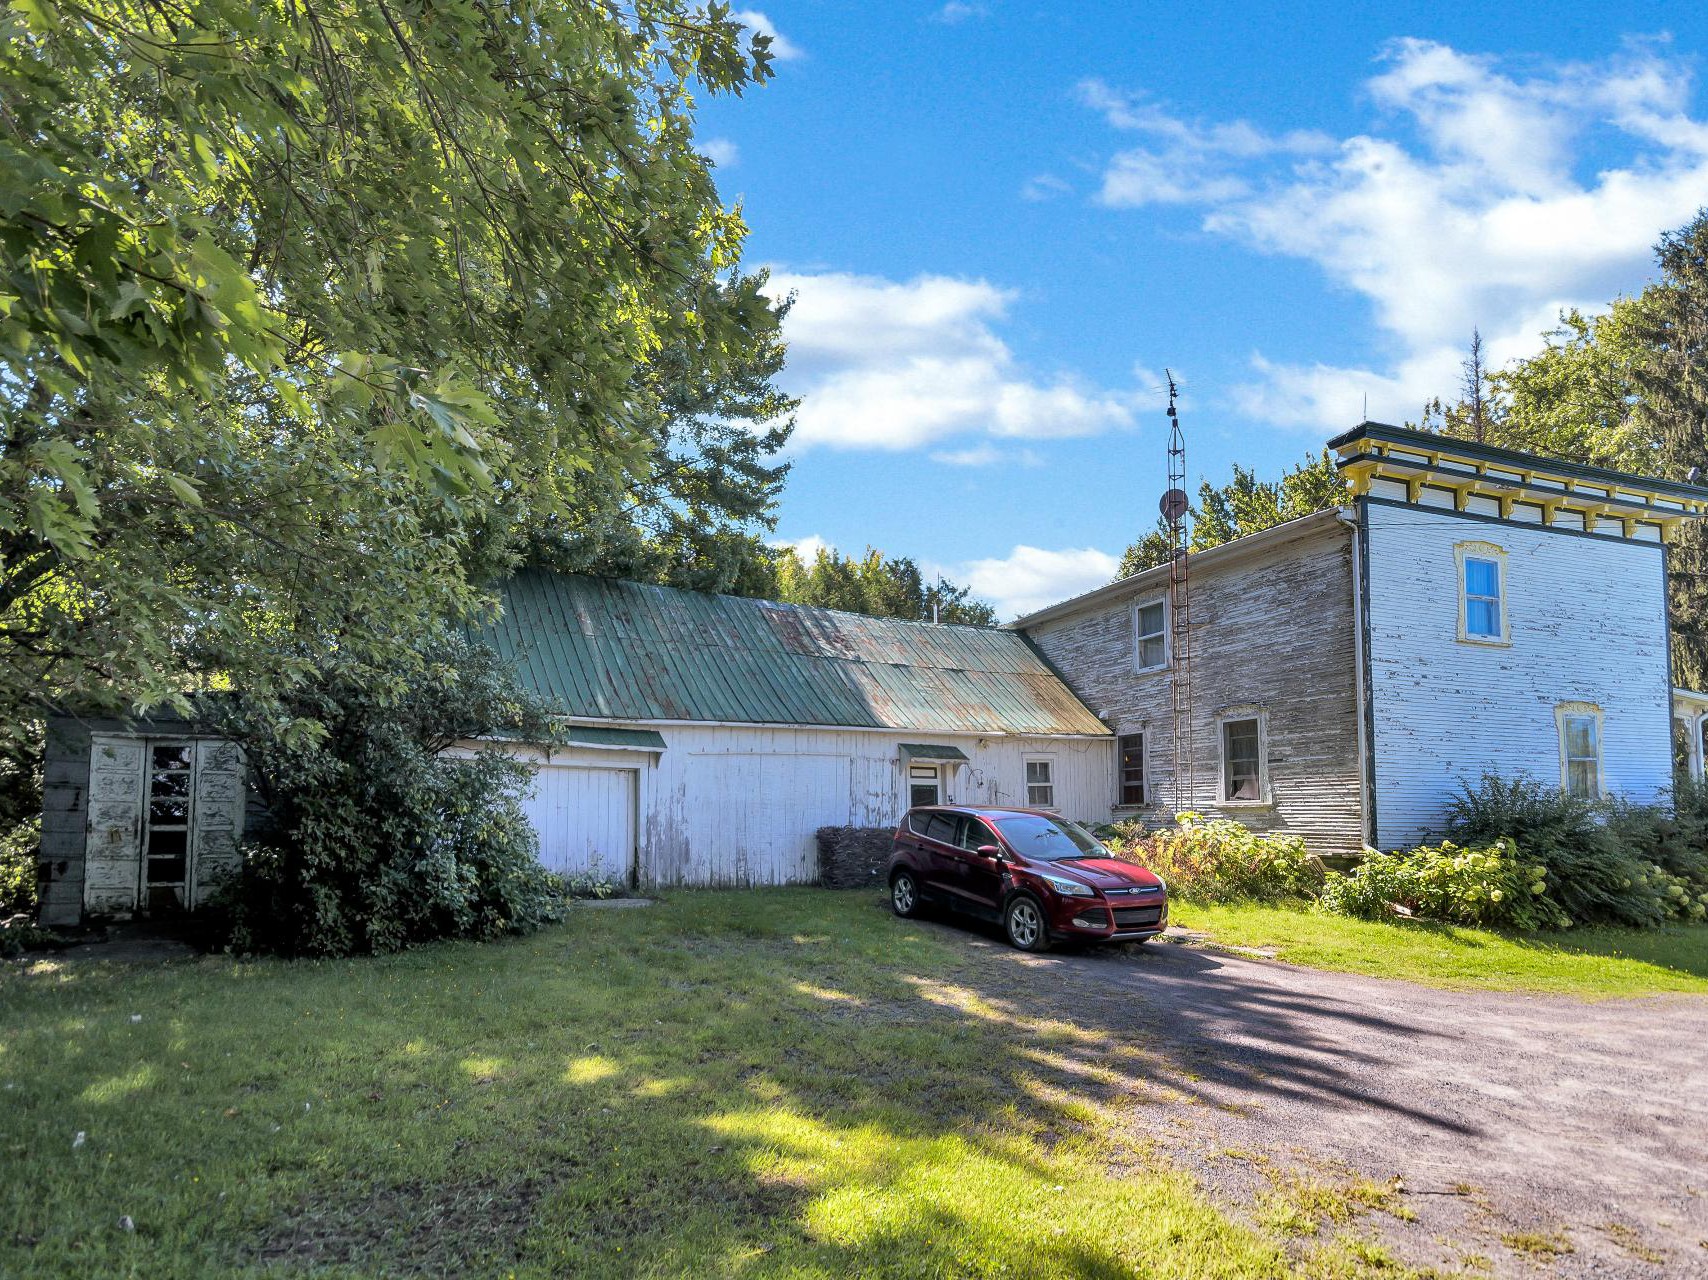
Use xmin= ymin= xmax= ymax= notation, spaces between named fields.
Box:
xmin=693 ymin=3 xmax=1708 ymax=617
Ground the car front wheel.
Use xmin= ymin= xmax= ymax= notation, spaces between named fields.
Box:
xmin=1004 ymin=894 xmax=1050 ymax=952
xmin=891 ymin=870 xmax=922 ymax=918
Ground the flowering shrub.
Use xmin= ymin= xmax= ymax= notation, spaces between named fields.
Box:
xmin=1446 ymin=774 xmax=1708 ymax=927
xmin=1105 ymin=812 xmax=1321 ymax=904
xmin=1318 ymin=839 xmax=1569 ymax=931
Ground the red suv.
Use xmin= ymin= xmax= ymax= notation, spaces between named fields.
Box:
xmin=887 ymin=805 xmax=1168 ymax=951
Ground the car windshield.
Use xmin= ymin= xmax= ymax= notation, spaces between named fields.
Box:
xmin=989 ymin=813 xmax=1106 ymax=863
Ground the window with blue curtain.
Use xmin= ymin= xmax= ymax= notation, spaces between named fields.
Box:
xmin=1464 ymin=557 xmax=1501 ymax=637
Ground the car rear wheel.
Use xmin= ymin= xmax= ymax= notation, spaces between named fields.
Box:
xmin=891 ymin=870 xmax=922 ymax=918
xmin=1004 ymin=894 xmax=1050 ymax=952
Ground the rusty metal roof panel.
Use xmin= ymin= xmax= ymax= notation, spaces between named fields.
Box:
xmin=480 ymin=570 xmax=1108 ymax=736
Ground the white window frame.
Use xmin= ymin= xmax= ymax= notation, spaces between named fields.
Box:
xmin=1556 ymin=701 xmax=1604 ymax=799
xmin=1132 ymin=597 xmax=1169 ymax=673
xmin=1023 ymin=756 xmax=1057 ymax=809
xmin=1216 ymin=707 xmax=1270 ymax=807
xmin=1454 ymin=540 xmax=1510 ymax=646
xmin=1116 ymin=730 xmax=1147 ymax=808
xmin=907 ymin=762 xmax=942 ymax=808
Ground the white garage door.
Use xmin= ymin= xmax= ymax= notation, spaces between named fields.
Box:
xmin=523 ymin=764 xmax=637 ymax=883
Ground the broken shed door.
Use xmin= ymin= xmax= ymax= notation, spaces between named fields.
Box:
xmin=190 ymin=739 xmax=245 ymax=907
xmin=84 ymin=735 xmax=146 ymax=915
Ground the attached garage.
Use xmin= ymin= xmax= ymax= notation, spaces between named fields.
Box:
xmin=523 ymin=762 xmax=638 ymax=882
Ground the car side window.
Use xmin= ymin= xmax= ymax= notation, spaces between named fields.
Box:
xmin=923 ymin=813 xmax=959 ymax=845
xmin=958 ymin=817 xmax=996 ymax=852
xmin=906 ymin=810 xmax=930 ymax=837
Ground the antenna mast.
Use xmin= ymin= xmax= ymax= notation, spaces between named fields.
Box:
xmin=1162 ymin=372 xmax=1195 ymax=816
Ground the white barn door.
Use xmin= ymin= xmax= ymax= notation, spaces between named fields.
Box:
xmin=524 ymin=764 xmax=638 ymax=885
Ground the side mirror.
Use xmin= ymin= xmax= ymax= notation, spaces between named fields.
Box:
xmin=977 ymin=844 xmax=1003 ymax=860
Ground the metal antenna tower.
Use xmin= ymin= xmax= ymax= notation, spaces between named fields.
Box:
xmin=1160 ymin=372 xmax=1195 ymax=816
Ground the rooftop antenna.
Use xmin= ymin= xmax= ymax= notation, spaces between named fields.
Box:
xmin=1160 ymin=370 xmax=1195 ymax=817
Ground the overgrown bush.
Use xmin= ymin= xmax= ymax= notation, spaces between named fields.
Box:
xmin=1106 ymin=812 xmax=1321 ymax=904
xmin=1319 ymin=839 xmax=1570 ymax=931
xmin=211 ymin=636 xmax=566 ymax=957
xmin=1445 ymin=774 xmax=1708 ymax=927
xmin=0 ymin=726 xmax=41 ymax=917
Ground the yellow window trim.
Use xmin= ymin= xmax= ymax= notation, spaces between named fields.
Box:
xmin=1454 ymin=539 xmax=1510 ymax=646
xmin=1555 ymin=701 xmax=1604 ymax=799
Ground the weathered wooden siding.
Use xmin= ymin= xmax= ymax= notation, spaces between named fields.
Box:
xmin=486 ymin=727 xmax=1114 ymax=888
xmin=1363 ymin=500 xmax=1674 ymax=847
xmin=1025 ymin=516 xmax=1366 ymax=857
xmin=38 ymin=714 xmax=266 ymax=926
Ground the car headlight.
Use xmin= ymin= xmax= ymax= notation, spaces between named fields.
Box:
xmin=1155 ymin=876 xmax=1167 ymax=894
xmin=1039 ymin=873 xmax=1094 ymax=898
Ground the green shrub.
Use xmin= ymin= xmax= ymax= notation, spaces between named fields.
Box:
xmin=1445 ymin=774 xmax=1705 ymax=927
xmin=1106 ymin=812 xmax=1321 ymax=904
xmin=1319 ymin=839 xmax=1570 ymax=930
xmin=0 ymin=726 xmax=41 ymax=917
xmin=212 ymin=635 xmax=566 ymax=957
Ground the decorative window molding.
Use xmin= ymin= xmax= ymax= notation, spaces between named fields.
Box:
xmin=1216 ymin=707 xmax=1270 ymax=806
xmin=1556 ymin=701 xmax=1604 ymax=799
xmin=1454 ymin=540 xmax=1510 ymax=646
xmin=1024 ymin=756 xmax=1056 ymax=809
xmin=1132 ymin=598 xmax=1169 ymax=673
xmin=1116 ymin=731 xmax=1147 ymax=807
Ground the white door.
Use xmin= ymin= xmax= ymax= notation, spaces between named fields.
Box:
xmin=523 ymin=765 xmax=637 ymax=884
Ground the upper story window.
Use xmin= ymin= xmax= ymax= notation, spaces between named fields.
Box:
xmin=1025 ymin=757 xmax=1056 ymax=808
xmin=1133 ymin=600 xmax=1167 ymax=672
xmin=1557 ymin=702 xmax=1603 ymax=799
xmin=1219 ymin=711 xmax=1267 ymax=804
xmin=1117 ymin=732 xmax=1146 ymax=806
xmin=1454 ymin=540 xmax=1509 ymax=645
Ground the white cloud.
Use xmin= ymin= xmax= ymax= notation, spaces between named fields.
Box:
xmin=931 ymin=1 xmax=987 ymax=23
xmin=1020 ymin=173 xmax=1072 ymax=202
xmin=701 ymin=137 xmax=740 ymax=168
xmin=944 ymin=545 xmax=1121 ymax=621
xmin=1080 ymin=78 xmax=1333 ymax=207
xmin=1084 ymin=40 xmax=1708 ymax=428
xmin=929 ymin=444 xmax=1043 ymax=467
xmin=771 ymin=533 xmax=832 ymax=563
xmin=734 ymin=9 xmax=802 ymax=61
xmin=763 ymin=270 xmax=1137 ymax=451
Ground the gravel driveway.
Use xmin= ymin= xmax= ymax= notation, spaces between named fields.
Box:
xmin=947 ymin=927 xmax=1708 ymax=1277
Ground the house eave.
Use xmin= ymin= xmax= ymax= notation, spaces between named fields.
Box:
xmin=1008 ymin=508 xmax=1346 ymax=632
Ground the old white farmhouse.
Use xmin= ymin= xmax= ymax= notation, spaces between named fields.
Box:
xmin=35 ymin=421 xmax=1708 ymax=925
xmin=1020 ymin=422 xmax=1707 ymax=853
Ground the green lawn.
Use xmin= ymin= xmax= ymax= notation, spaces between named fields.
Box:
xmin=1 ymin=890 xmax=1419 ymax=1279
xmin=1173 ymin=902 xmax=1708 ymax=997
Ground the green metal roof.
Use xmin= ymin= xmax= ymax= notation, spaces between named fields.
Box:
xmin=899 ymin=743 xmax=971 ymax=762
xmin=563 ymin=726 xmax=667 ymax=752
xmin=481 ymin=570 xmax=1109 ymax=737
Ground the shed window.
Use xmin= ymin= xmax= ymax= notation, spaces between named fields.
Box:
xmin=1118 ymin=733 xmax=1146 ymax=806
xmin=1134 ymin=602 xmax=1167 ymax=671
xmin=908 ymin=762 xmax=941 ymax=807
xmin=1558 ymin=705 xmax=1603 ymax=799
xmin=1221 ymin=717 xmax=1263 ymax=803
xmin=1025 ymin=758 xmax=1055 ymax=808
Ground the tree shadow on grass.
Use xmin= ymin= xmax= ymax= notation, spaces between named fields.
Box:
xmin=0 ymin=888 xmax=1471 ymax=1278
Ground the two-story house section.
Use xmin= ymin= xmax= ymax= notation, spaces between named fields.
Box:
xmin=1015 ymin=422 xmax=1708 ymax=853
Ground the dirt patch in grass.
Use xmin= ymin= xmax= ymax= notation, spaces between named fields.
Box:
xmin=253 ymin=1177 xmax=549 ymax=1275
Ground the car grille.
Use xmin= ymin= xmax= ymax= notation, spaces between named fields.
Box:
xmin=1112 ymin=906 xmax=1163 ymax=928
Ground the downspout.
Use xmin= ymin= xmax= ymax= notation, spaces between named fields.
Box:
xmin=1337 ymin=506 xmax=1374 ymax=849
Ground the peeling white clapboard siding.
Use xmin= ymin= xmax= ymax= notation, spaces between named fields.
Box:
xmin=1364 ymin=502 xmax=1673 ymax=847
xmin=479 ymin=726 xmax=1115 ymax=888
xmin=1026 ymin=518 xmax=1367 ymax=858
